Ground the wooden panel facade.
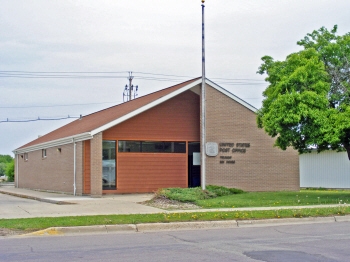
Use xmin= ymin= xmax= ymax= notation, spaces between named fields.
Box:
xmin=101 ymin=90 xmax=200 ymax=193
xmin=116 ymin=154 xmax=187 ymax=193
xmin=103 ymin=91 xmax=200 ymax=141
xmin=83 ymin=140 xmax=91 ymax=194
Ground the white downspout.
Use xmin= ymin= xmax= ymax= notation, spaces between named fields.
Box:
xmin=73 ymin=140 xmax=77 ymax=196
xmin=16 ymin=153 xmax=19 ymax=188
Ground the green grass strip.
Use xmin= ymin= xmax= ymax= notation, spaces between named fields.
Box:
xmin=196 ymin=190 xmax=350 ymax=208
xmin=1 ymin=206 xmax=349 ymax=231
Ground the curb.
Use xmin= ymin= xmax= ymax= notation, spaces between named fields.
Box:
xmin=0 ymin=190 xmax=74 ymax=205
xmin=15 ymin=215 xmax=350 ymax=237
xmin=236 ymin=216 xmax=336 ymax=227
xmin=137 ymin=220 xmax=238 ymax=232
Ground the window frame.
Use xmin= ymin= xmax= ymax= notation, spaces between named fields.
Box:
xmin=42 ymin=149 xmax=47 ymax=158
xmin=118 ymin=140 xmax=186 ymax=154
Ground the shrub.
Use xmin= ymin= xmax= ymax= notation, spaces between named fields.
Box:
xmin=228 ymin=188 xmax=245 ymax=194
xmin=158 ymin=186 xmax=245 ymax=203
xmin=5 ymin=160 xmax=14 ymax=182
xmin=206 ymin=185 xmax=245 ymax=196
xmin=159 ymin=187 xmax=216 ymax=202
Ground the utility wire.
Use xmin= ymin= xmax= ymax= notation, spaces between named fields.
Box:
xmin=0 ymin=115 xmax=79 ymax=123
xmin=0 ymin=70 xmax=265 ymax=84
xmin=0 ymin=101 xmax=120 ymax=109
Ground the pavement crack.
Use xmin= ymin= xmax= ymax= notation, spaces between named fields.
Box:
xmin=166 ymin=233 xmax=198 ymax=244
xmin=17 ymin=206 xmax=31 ymax=214
xmin=273 ymin=228 xmax=305 ymax=236
xmin=28 ymin=245 xmax=34 ymax=253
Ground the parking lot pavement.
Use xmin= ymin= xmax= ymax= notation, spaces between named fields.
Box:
xmin=0 ymin=187 xmax=163 ymax=219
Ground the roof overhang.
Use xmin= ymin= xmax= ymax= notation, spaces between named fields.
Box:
xmin=206 ymin=79 xmax=257 ymax=113
xmin=13 ymin=132 xmax=93 ymax=154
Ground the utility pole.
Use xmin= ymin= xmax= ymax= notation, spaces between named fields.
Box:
xmin=128 ymin=72 xmax=134 ymax=101
xmin=123 ymin=72 xmax=138 ymax=102
xmin=201 ymin=0 xmax=206 ymax=190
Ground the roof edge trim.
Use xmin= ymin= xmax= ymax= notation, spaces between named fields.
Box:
xmin=13 ymin=132 xmax=93 ymax=154
xmin=90 ymin=79 xmax=202 ymax=136
xmin=206 ymin=79 xmax=257 ymax=113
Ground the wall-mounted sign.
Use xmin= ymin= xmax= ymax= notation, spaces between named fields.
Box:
xmin=218 ymin=142 xmax=251 ymax=165
xmin=206 ymin=142 xmax=218 ymax=157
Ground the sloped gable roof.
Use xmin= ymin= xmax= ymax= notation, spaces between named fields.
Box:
xmin=15 ymin=78 xmax=201 ymax=152
xmin=14 ymin=77 xmax=257 ymax=153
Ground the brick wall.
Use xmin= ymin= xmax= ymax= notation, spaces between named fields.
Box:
xmin=204 ymin=84 xmax=299 ymax=191
xmin=16 ymin=142 xmax=84 ymax=194
xmin=90 ymin=132 xmax=102 ymax=196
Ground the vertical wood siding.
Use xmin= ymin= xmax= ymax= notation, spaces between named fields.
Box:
xmin=83 ymin=140 xmax=91 ymax=194
xmin=117 ymin=154 xmax=187 ymax=193
xmin=102 ymin=90 xmax=200 ymax=193
xmin=300 ymin=151 xmax=350 ymax=188
xmin=103 ymin=91 xmax=200 ymax=141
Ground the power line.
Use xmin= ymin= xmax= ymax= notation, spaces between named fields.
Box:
xmin=0 ymin=101 xmax=121 ymax=109
xmin=0 ymin=70 xmax=266 ymax=83
xmin=0 ymin=115 xmax=80 ymax=123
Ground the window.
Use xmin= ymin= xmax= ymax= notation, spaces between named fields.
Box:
xmin=102 ymin=140 xmax=116 ymax=190
xmin=42 ymin=149 xmax=47 ymax=158
xmin=24 ymin=153 xmax=28 ymax=161
xmin=118 ymin=141 xmax=141 ymax=153
xmin=118 ymin=141 xmax=186 ymax=153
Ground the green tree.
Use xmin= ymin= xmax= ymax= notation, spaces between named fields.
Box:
xmin=5 ymin=160 xmax=14 ymax=182
xmin=0 ymin=163 xmax=6 ymax=176
xmin=257 ymin=26 xmax=350 ymax=158
xmin=0 ymin=154 xmax=13 ymax=164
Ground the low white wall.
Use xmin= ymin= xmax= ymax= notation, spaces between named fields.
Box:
xmin=300 ymin=151 xmax=350 ymax=189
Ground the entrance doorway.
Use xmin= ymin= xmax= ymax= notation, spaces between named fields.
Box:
xmin=188 ymin=142 xmax=201 ymax=187
xmin=102 ymin=140 xmax=116 ymax=190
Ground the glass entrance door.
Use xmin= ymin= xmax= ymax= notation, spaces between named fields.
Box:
xmin=188 ymin=142 xmax=201 ymax=187
xmin=102 ymin=140 xmax=116 ymax=190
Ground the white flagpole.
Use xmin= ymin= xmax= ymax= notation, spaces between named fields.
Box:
xmin=201 ymin=0 xmax=206 ymax=190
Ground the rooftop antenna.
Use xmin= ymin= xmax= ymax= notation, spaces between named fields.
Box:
xmin=123 ymin=72 xmax=139 ymax=102
xmin=201 ymin=0 xmax=206 ymax=190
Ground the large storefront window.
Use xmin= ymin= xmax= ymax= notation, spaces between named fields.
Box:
xmin=118 ymin=141 xmax=186 ymax=153
xmin=102 ymin=140 xmax=116 ymax=190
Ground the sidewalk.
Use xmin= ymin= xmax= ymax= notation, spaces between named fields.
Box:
xmin=1 ymin=185 xmax=349 ymax=219
xmin=0 ymin=186 xmax=162 ymax=219
xmin=2 ymin=186 xmax=350 ymax=237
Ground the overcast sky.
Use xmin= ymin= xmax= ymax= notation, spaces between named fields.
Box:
xmin=1 ymin=0 xmax=349 ymax=155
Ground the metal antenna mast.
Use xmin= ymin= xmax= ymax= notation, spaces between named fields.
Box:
xmin=128 ymin=72 xmax=134 ymax=101
xmin=201 ymin=0 xmax=206 ymax=190
xmin=123 ymin=72 xmax=138 ymax=102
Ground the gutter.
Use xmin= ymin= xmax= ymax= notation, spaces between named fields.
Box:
xmin=13 ymin=132 xmax=93 ymax=154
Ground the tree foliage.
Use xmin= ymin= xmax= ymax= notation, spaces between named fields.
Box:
xmin=5 ymin=160 xmax=14 ymax=182
xmin=0 ymin=163 xmax=7 ymax=176
xmin=257 ymin=26 xmax=350 ymax=158
xmin=0 ymin=154 xmax=13 ymax=164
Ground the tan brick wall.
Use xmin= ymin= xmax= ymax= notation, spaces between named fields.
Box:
xmin=204 ymin=85 xmax=299 ymax=191
xmin=90 ymin=132 xmax=102 ymax=196
xmin=16 ymin=142 xmax=84 ymax=194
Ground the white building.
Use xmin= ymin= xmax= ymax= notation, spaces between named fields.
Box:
xmin=300 ymin=150 xmax=350 ymax=189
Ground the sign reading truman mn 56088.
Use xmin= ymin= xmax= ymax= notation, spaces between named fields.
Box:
xmin=219 ymin=143 xmax=250 ymax=164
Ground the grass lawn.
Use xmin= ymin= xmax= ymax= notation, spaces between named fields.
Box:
xmin=196 ymin=190 xmax=350 ymax=208
xmin=1 ymin=206 xmax=349 ymax=230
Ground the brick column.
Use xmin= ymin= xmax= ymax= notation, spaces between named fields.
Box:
xmin=90 ymin=132 xmax=103 ymax=197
